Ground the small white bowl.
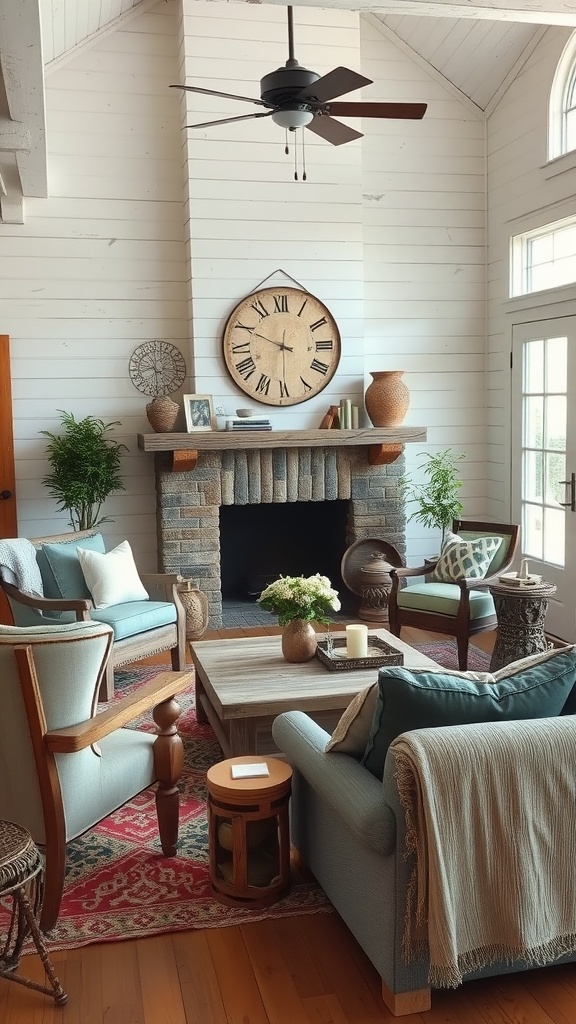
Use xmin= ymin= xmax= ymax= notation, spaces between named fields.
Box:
xmin=236 ymin=408 xmax=254 ymax=418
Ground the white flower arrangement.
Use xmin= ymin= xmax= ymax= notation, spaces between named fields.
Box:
xmin=257 ymin=574 xmax=341 ymax=626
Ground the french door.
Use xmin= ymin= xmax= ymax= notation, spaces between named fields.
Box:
xmin=511 ymin=318 xmax=576 ymax=641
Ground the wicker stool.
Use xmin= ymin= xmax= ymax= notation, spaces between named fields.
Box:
xmin=0 ymin=820 xmax=67 ymax=1005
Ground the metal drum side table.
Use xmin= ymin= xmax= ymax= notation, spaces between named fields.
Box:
xmin=206 ymin=756 xmax=292 ymax=909
xmin=0 ymin=820 xmax=67 ymax=1005
xmin=489 ymin=581 xmax=556 ymax=672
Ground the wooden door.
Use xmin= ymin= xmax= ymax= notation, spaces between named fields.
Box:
xmin=0 ymin=335 xmax=17 ymax=622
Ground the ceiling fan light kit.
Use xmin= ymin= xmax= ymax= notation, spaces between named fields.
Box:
xmin=171 ymin=5 xmax=427 ymax=165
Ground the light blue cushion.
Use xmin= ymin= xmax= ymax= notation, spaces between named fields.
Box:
xmin=397 ymin=582 xmax=495 ymax=619
xmin=362 ymin=646 xmax=576 ymax=780
xmin=39 ymin=534 xmax=106 ymax=599
xmin=90 ymin=601 xmax=176 ymax=641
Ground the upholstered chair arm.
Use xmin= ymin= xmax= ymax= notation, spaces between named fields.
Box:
xmin=44 ymin=669 xmax=194 ymax=754
xmin=1 ymin=581 xmax=93 ymax=620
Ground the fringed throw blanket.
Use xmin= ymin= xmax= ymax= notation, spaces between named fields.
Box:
xmin=392 ymin=717 xmax=576 ymax=988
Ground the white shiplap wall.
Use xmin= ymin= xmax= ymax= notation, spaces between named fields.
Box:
xmin=361 ymin=18 xmax=488 ymax=561
xmin=486 ymin=26 xmax=576 ymax=527
xmin=4 ymin=1 xmax=187 ymax=567
xmin=178 ymin=2 xmax=366 ymax=429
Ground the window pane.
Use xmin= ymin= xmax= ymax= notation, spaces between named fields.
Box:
xmin=543 ymin=506 xmax=565 ymax=566
xmin=524 ymin=339 xmax=543 ymax=393
xmin=524 ymin=450 xmax=543 ymax=501
xmin=546 ymin=335 xmax=567 ymax=391
xmin=523 ymin=503 xmax=543 ymax=560
xmin=524 ymin=396 xmax=543 ymax=447
xmin=554 ymin=225 xmax=576 ymax=257
xmin=530 ymin=265 xmax=559 ymax=291
xmin=545 ymin=394 xmax=566 ymax=450
xmin=545 ymin=451 xmax=566 ymax=503
xmin=567 ymin=108 xmax=576 ymax=151
xmin=529 ymin=235 xmax=553 ymax=264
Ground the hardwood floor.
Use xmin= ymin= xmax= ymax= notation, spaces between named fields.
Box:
xmin=4 ymin=626 xmax=574 ymax=1023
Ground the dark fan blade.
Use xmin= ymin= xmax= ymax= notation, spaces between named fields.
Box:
xmin=297 ymin=67 xmax=372 ymax=104
xmin=327 ymin=101 xmax=427 ymax=120
xmin=185 ymin=112 xmax=273 ymax=129
xmin=170 ymin=84 xmax=269 ymax=108
xmin=306 ymin=115 xmax=363 ymax=147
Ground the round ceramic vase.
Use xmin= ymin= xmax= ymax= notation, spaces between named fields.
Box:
xmin=281 ymin=619 xmax=317 ymax=663
xmin=364 ymin=371 xmax=410 ymax=427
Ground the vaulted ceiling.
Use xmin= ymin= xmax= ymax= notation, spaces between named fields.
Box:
xmin=1 ymin=0 xmax=574 ymax=222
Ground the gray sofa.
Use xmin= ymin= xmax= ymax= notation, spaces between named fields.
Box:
xmin=272 ymin=709 xmax=576 ymax=1016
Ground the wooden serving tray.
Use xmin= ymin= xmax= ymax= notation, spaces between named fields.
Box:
xmin=316 ymin=636 xmax=404 ymax=671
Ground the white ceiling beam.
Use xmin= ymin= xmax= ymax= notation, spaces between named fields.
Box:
xmin=0 ymin=117 xmax=31 ymax=152
xmin=0 ymin=0 xmax=47 ymax=198
xmin=260 ymin=0 xmax=576 ymax=27
xmin=0 ymin=159 xmax=25 ymax=223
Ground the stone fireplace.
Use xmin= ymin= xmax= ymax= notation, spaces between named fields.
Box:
xmin=150 ymin=441 xmax=408 ymax=628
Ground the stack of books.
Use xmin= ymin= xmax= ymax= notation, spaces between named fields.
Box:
xmin=225 ymin=416 xmax=272 ymax=431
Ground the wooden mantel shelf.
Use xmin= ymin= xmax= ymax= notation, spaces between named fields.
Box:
xmin=138 ymin=426 xmax=427 ymax=471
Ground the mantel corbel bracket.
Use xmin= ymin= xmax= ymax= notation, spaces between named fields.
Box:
xmin=368 ymin=443 xmax=404 ymax=466
xmin=170 ymin=450 xmax=198 ymax=473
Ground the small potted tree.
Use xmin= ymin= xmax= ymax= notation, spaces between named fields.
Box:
xmin=399 ymin=449 xmax=465 ymax=550
xmin=41 ymin=412 xmax=127 ymax=531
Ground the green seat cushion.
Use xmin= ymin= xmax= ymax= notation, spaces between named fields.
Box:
xmin=38 ymin=534 xmax=106 ymax=599
xmin=362 ymin=646 xmax=576 ymax=780
xmin=397 ymin=583 xmax=494 ymax=619
xmin=90 ymin=601 xmax=176 ymax=641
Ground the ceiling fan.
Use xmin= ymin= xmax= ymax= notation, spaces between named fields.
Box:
xmin=170 ymin=7 xmax=427 ymax=147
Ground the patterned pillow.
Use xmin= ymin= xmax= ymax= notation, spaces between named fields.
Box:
xmin=431 ymin=530 xmax=503 ymax=583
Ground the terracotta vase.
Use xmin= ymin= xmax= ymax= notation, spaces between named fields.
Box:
xmin=281 ymin=619 xmax=317 ymax=663
xmin=364 ymin=371 xmax=410 ymax=427
xmin=146 ymin=395 xmax=179 ymax=433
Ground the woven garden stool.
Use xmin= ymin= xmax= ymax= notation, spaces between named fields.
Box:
xmin=0 ymin=820 xmax=67 ymax=1005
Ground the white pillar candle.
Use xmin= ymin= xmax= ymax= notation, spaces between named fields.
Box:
xmin=346 ymin=623 xmax=369 ymax=659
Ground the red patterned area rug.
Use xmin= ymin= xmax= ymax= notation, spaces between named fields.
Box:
xmin=413 ymin=640 xmax=491 ymax=672
xmin=9 ymin=668 xmax=334 ymax=954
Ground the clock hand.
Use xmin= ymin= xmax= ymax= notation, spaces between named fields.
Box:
xmin=253 ymin=331 xmax=294 ymax=353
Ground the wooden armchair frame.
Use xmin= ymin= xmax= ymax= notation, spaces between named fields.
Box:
xmin=388 ymin=519 xmax=520 ymax=670
xmin=0 ymin=530 xmax=188 ymax=700
xmin=15 ymin=639 xmax=193 ymax=932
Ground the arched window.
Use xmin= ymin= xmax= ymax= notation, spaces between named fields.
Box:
xmin=549 ymin=31 xmax=576 ymax=160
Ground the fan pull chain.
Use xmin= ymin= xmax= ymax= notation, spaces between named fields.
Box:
xmin=285 ymin=129 xmax=289 ymax=156
xmin=301 ymin=130 xmax=307 ymax=182
xmin=294 ymin=137 xmax=298 ymax=181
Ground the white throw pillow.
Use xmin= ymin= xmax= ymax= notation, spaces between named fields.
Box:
xmin=77 ymin=540 xmax=149 ymax=609
xmin=430 ymin=530 xmax=503 ymax=583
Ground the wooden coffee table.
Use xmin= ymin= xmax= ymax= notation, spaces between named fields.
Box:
xmin=190 ymin=628 xmax=439 ymax=757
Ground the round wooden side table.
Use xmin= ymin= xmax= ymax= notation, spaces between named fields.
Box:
xmin=489 ymin=581 xmax=557 ymax=671
xmin=206 ymin=755 xmax=292 ymax=908
xmin=0 ymin=820 xmax=67 ymax=1005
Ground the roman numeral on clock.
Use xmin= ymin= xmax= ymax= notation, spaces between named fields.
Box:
xmin=236 ymin=356 xmax=256 ymax=380
xmin=300 ymin=377 xmax=313 ymax=392
xmin=235 ymin=321 xmax=253 ymax=334
xmin=297 ymin=298 xmax=308 ymax=317
xmin=273 ymin=294 xmax=289 ymax=313
xmin=255 ymin=374 xmax=271 ymax=395
xmin=250 ymin=299 xmax=269 ymax=319
xmin=279 ymin=380 xmax=290 ymax=398
xmin=315 ymin=340 xmax=333 ymax=351
xmin=310 ymin=359 xmax=329 ymax=375
xmin=310 ymin=317 xmax=327 ymax=332
xmin=232 ymin=341 xmax=251 ymax=354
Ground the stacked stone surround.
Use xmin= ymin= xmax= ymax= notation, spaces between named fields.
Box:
xmin=154 ymin=445 xmax=406 ymax=628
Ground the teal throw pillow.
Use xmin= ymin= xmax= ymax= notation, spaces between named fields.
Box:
xmin=40 ymin=534 xmax=106 ymax=600
xmin=430 ymin=530 xmax=503 ymax=583
xmin=362 ymin=645 xmax=576 ymax=779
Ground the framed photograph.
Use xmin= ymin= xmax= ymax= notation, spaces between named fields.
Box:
xmin=183 ymin=394 xmax=215 ymax=432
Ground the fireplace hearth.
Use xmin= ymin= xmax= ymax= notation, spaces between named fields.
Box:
xmin=151 ymin=441 xmax=407 ymax=628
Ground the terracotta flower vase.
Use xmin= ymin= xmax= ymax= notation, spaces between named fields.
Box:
xmin=281 ymin=619 xmax=317 ymax=663
xmin=364 ymin=371 xmax=410 ymax=427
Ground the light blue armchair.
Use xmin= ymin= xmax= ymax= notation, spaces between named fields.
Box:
xmin=0 ymin=529 xmax=188 ymax=700
xmin=0 ymin=620 xmax=193 ymax=931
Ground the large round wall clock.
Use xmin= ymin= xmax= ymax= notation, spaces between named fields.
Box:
xmin=129 ymin=340 xmax=186 ymax=397
xmin=222 ymin=286 xmax=341 ymax=407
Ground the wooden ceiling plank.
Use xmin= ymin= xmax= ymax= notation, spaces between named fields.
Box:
xmin=262 ymin=0 xmax=576 ymax=28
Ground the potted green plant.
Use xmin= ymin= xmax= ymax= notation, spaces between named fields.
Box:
xmin=41 ymin=412 xmax=127 ymax=531
xmin=399 ymin=449 xmax=465 ymax=548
